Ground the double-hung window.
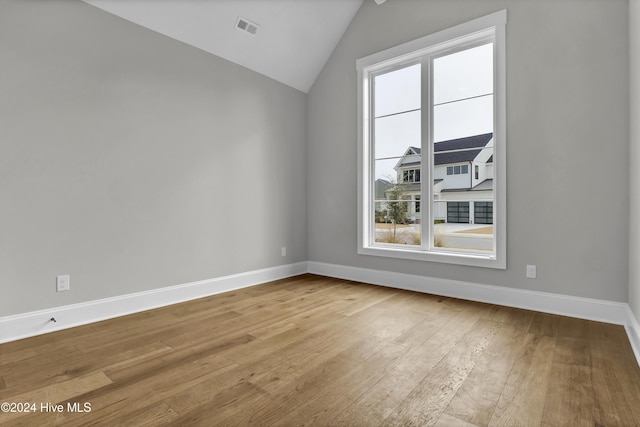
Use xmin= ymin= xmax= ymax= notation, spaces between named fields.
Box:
xmin=357 ymin=10 xmax=506 ymax=268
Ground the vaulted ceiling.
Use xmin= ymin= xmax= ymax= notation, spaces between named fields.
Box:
xmin=82 ymin=0 xmax=365 ymax=93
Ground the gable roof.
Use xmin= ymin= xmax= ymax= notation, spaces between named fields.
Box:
xmin=397 ymin=133 xmax=493 ymax=168
xmin=434 ymin=133 xmax=493 ymax=165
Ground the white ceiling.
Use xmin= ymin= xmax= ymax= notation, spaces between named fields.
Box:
xmin=82 ymin=0 xmax=364 ymax=93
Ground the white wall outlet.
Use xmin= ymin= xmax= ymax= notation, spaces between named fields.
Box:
xmin=526 ymin=265 xmax=537 ymax=279
xmin=56 ymin=275 xmax=70 ymax=292
xmin=281 ymin=247 xmax=287 ymax=257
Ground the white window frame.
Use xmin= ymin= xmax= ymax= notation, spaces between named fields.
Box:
xmin=403 ymin=168 xmax=421 ymax=183
xmin=356 ymin=10 xmax=507 ymax=269
xmin=446 ymin=164 xmax=469 ymax=175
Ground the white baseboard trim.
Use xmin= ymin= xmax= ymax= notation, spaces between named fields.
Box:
xmin=3 ymin=259 xmax=640 ymax=367
xmin=307 ymin=261 xmax=629 ymax=325
xmin=0 ymin=262 xmax=308 ymax=344
xmin=625 ymin=306 xmax=640 ymax=364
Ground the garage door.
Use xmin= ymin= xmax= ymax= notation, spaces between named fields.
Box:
xmin=474 ymin=202 xmax=493 ymax=224
xmin=447 ymin=202 xmax=469 ymax=223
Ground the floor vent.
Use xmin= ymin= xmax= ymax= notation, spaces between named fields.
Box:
xmin=236 ymin=17 xmax=259 ymax=35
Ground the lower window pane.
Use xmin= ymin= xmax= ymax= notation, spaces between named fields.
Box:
xmin=374 ymin=200 xmax=421 ymax=245
xmin=433 ymin=201 xmax=494 ymax=251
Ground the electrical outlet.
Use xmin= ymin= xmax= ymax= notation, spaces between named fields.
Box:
xmin=56 ymin=275 xmax=70 ymax=292
xmin=526 ymin=265 xmax=537 ymax=279
xmin=281 ymin=247 xmax=287 ymax=257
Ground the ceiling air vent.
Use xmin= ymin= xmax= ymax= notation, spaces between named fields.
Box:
xmin=235 ymin=17 xmax=259 ymax=35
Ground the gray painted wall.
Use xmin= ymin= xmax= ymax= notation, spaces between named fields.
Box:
xmin=307 ymin=0 xmax=630 ymax=301
xmin=630 ymin=0 xmax=640 ymax=318
xmin=1 ymin=0 xmax=633 ymax=319
xmin=0 ymin=0 xmax=307 ymax=316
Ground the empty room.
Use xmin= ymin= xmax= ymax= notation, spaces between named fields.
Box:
xmin=2 ymin=0 xmax=640 ymax=425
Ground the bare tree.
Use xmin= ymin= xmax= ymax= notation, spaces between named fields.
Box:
xmin=384 ymin=179 xmax=408 ymax=241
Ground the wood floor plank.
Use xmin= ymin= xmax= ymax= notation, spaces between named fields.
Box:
xmin=0 ymin=345 xmax=83 ymax=391
xmin=1 ymin=341 xmax=173 ymax=398
xmin=391 ymin=299 xmax=462 ymax=349
xmin=553 ymin=336 xmax=590 ymax=366
xmin=160 ymin=309 xmax=385 ymax=415
xmin=218 ymin=311 xmax=349 ymax=368
xmin=1 ymin=275 xmax=639 ymax=426
xmin=528 ymin=312 xmax=561 ymax=338
xmin=588 ymin=320 xmax=636 ymax=355
xmin=329 ymin=307 xmax=495 ymax=426
xmin=0 ymin=341 xmax=79 ymax=368
xmin=556 ymin=315 xmax=589 ymax=339
xmin=271 ymin=341 xmax=408 ymax=426
xmin=488 ymin=335 xmax=556 ymax=427
xmin=481 ymin=304 xmax=534 ymax=331
xmin=229 ymin=335 xmax=392 ymax=426
xmin=159 ymin=289 xmax=347 ymax=351
xmin=164 ymin=381 xmax=268 ymax=426
xmin=248 ymin=303 xmax=342 ymax=340
xmin=382 ymin=319 xmax=499 ymax=427
xmin=589 ymin=324 xmax=640 ymax=426
xmin=208 ymin=296 xmax=372 ymax=370
xmin=74 ymin=309 xmax=242 ymax=354
xmin=540 ymin=362 xmax=594 ymax=427
xmin=238 ymin=304 xmax=424 ymax=397
xmin=435 ymin=413 xmax=481 ymax=427
xmin=443 ymin=323 xmax=529 ymax=426
xmin=101 ymin=401 xmax=180 ymax=427
xmin=0 ymin=321 xmax=100 ymax=355
xmin=0 ymin=372 xmax=112 ymax=425
xmin=60 ymin=354 xmax=237 ymax=427
xmin=159 ymin=355 xmax=282 ymax=417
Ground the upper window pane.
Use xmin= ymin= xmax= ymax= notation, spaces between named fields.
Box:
xmin=433 ymin=43 xmax=493 ymax=105
xmin=374 ymin=64 xmax=421 ymax=118
xmin=374 ymin=110 xmax=421 ymax=160
xmin=374 ymin=158 xmax=401 ymax=182
xmin=433 ymin=95 xmax=493 ymax=142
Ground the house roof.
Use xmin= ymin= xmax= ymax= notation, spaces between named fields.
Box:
xmin=471 ymin=178 xmax=493 ymax=191
xmin=441 ymin=178 xmax=493 ymax=192
xmin=397 ymin=133 xmax=493 ymax=168
xmin=434 ymin=133 xmax=493 ymax=165
xmin=401 ymin=161 xmax=420 ymax=167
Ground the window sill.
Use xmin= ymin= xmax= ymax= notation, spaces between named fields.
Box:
xmin=358 ymin=245 xmax=506 ymax=269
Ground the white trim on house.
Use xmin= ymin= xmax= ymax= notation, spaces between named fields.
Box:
xmin=0 ymin=262 xmax=307 ymax=344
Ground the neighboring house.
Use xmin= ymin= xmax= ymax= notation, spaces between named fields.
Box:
xmin=373 ymin=178 xmax=392 ymax=222
xmin=383 ymin=133 xmax=494 ymax=225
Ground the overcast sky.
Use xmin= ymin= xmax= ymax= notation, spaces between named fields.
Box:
xmin=374 ymin=43 xmax=493 ymax=181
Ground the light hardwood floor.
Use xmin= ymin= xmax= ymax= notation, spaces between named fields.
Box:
xmin=1 ymin=274 xmax=640 ymax=426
